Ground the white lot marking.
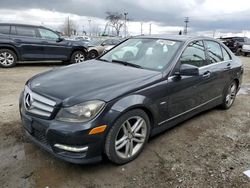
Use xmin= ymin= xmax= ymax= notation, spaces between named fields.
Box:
xmin=243 ymin=170 xmax=250 ymax=178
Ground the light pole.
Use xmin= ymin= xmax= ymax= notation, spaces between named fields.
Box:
xmin=149 ymin=23 xmax=152 ymax=35
xmin=88 ymin=19 xmax=92 ymax=37
xmin=184 ymin=17 xmax=189 ymax=35
xmin=124 ymin=12 xmax=128 ymax=37
xmin=141 ymin=22 xmax=143 ymax=35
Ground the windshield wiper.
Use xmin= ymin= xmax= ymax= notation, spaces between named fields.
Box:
xmin=98 ymin=58 xmax=109 ymax=62
xmin=111 ymin=60 xmax=143 ymax=69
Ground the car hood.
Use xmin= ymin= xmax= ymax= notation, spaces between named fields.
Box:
xmin=28 ymin=60 xmax=162 ymax=106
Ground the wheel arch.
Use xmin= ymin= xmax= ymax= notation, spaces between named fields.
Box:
xmin=0 ymin=44 xmax=20 ymax=60
xmin=110 ymin=95 xmax=159 ymax=131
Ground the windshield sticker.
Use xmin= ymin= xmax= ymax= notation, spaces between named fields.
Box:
xmin=156 ymin=40 xmax=176 ymax=45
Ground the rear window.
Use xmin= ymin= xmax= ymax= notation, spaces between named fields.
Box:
xmin=221 ymin=47 xmax=231 ymax=61
xmin=0 ymin=25 xmax=10 ymax=34
xmin=16 ymin=26 xmax=36 ymax=37
xmin=204 ymin=41 xmax=223 ymax=63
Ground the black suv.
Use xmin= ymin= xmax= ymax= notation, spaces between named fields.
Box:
xmin=0 ymin=23 xmax=88 ymax=68
xmin=218 ymin=37 xmax=249 ymax=55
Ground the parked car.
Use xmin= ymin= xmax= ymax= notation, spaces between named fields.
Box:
xmin=218 ymin=37 xmax=249 ymax=55
xmin=0 ymin=23 xmax=88 ymax=67
xmin=87 ymin=38 xmax=121 ymax=59
xmin=242 ymin=43 xmax=250 ymax=56
xmin=20 ymin=35 xmax=243 ymax=165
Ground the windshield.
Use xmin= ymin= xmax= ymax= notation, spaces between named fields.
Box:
xmin=99 ymin=38 xmax=181 ymax=71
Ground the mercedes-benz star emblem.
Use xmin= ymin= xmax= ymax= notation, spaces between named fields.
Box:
xmin=24 ymin=93 xmax=33 ymax=110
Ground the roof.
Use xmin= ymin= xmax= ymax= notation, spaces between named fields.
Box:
xmin=0 ymin=22 xmax=44 ymax=28
xmin=134 ymin=34 xmax=215 ymax=42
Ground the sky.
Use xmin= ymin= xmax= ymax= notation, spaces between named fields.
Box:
xmin=1 ymin=0 xmax=250 ymax=37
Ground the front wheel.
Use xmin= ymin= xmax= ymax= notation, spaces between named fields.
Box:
xmin=105 ymin=109 xmax=150 ymax=165
xmin=0 ymin=49 xmax=17 ymax=68
xmin=70 ymin=51 xmax=86 ymax=64
xmin=221 ymin=81 xmax=237 ymax=109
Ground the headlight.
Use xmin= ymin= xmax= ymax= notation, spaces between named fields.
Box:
xmin=56 ymin=100 xmax=105 ymax=123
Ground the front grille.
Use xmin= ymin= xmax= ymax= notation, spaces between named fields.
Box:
xmin=23 ymin=86 xmax=56 ymax=118
xmin=32 ymin=129 xmax=50 ymax=147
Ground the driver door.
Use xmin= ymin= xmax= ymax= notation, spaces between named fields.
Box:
xmin=165 ymin=40 xmax=208 ymax=120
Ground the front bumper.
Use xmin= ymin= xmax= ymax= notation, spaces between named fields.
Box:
xmin=241 ymin=49 xmax=250 ymax=53
xmin=19 ymin=92 xmax=120 ymax=164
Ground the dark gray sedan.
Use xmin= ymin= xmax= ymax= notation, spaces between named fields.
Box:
xmin=20 ymin=35 xmax=243 ymax=165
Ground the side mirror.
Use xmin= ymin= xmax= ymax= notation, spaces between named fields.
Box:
xmin=175 ymin=64 xmax=199 ymax=76
xmin=56 ymin=37 xmax=64 ymax=42
xmin=101 ymin=42 xmax=106 ymax=46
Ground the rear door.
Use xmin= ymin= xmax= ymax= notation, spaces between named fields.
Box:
xmin=11 ymin=25 xmax=45 ymax=60
xmin=203 ymin=40 xmax=232 ymax=101
xmin=37 ymin=28 xmax=70 ymax=60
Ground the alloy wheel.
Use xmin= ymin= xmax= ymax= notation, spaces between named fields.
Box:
xmin=115 ymin=116 xmax=147 ymax=159
xmin=225 ymin=82 xmax=237 ymax=107
xmin=0 ymin=52 xmax=14 ymax=66
xmin=74 ymin=53 xmax=85 ymax=63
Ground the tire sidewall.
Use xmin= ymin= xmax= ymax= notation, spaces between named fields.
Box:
xmin=105 ymin=109 xmax=151 ymax=165
xmin=89 ymin=50 xmax=98 ymax=59
xmin=221 ymin=81 xmax=237 ymax=109
xmin=0 ymin=49 xmax=17 ymax=68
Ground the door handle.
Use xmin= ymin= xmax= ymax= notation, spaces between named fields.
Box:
xmin=14 ymin=39 xmax=22 ymax=43
xmin=42 ymin=41 xmax=49 ymax=44
xmin=203 ymin=71 xmax=211 ymax=78
xmin=225 ymin=63 xmax=231 ymax=70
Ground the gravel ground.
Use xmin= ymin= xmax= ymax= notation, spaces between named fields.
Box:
xmin=0 ymin=59 xmax=249 ymax=188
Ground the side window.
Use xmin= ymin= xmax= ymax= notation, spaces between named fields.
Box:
xmin=221 ymin=47 xmax=231 ymax=61
xmin=180 ymin=40 xmax=207 ymax=67
xmin=10 ymin=26 xmax=17 ymax=35
xmin=38 ymin=28 xmax=59 ymax=40
xmin=0 ymin=25 xmax=10 ymax=34
xmin=204 ymin=41 xmax=223 ymax=63
xmin=16 ymin=26 xmax=36 ymax=37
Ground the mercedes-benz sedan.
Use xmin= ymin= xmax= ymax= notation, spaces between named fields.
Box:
xmin=20 ymin=35 xmax=243 ymax=164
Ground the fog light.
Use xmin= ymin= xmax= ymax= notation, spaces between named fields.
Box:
xmin=54 ymin=144 xmax=88 ymax=152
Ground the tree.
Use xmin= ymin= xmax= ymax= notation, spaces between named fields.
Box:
xmin=105 ymin=12 xmax=124 ymax=36
xmin=62 ymin=17 xmax=76 ymax=36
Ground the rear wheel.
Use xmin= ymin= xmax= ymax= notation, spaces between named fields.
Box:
xmin=0 ymin=49 xmax=17 ymax=68
xmin=88 ymin=50 xmax=98 ymax=59
xmin=70 ymin=51 xmax=85 ymax=64
xmin=235 ymin=48 xmax=242 ymax=56
xmin=221 ymin=81 xmax=237 ymax=109
xmin=105 ymin=109 xmax=150 ymax=164
xmin=243 ymin=52 xmax=248 ymax=57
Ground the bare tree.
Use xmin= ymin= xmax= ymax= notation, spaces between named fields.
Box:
xmin=105 ymin=12 xmax=124 ymax=36
xmin=62 ymin=17 xmax=76 ymax=36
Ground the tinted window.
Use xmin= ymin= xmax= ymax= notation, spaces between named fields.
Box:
xmin=180 ymin=41 xmax=207 ymax=67
xmin=38 ymin=28 xmax=59 ymax=40
xmin=16 ymin=26 xmax=36 ymax=37
xmin=205 ymin=41 xmax=223 ymax=63
xmin=0 ymin=25 xmax=10 ymax=34
xmin=221 ymin=47 xmax=231 ymax=61
xmin=10 ymin=26 xmax=17 ymax=35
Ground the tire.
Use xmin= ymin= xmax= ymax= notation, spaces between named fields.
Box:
xmin=235 ymin=48 xmax=242 ymax=56
xmin=88 ymin=50 xmax=98 ymax=59
xmin=243 ymin=52 xmax=248 ymax=57
xmin=70 ymin=51 xmax=86 ymax=64
xmin=0 ymin=49 xmax=17 ymax=68
xmin=221 ymin=81 xmax=237 ymax=109
xmin=105 ymin=109 xmax=151 ymax=165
